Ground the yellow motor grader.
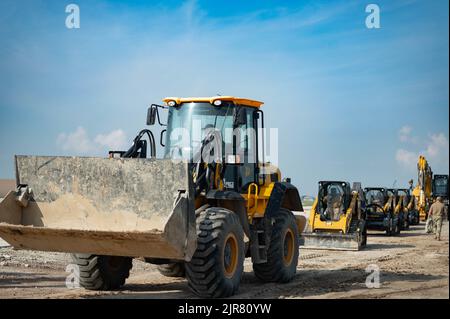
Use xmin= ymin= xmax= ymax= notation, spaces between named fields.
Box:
xmin=0 ymin=96 xmax=306 ymax=298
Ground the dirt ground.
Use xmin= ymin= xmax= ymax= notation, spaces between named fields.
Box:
xmin=0 ymin=221 xmax=448 ymax=299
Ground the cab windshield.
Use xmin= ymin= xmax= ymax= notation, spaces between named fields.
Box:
xmin=366 ymin=190 xmax=385 ymax=205
xmin=434 ymin=176 xmax=448 ymax=195
xmin=319 ymin=183 xmax=345 ymax=221
xmin=164 ymin=102 xmax=234 ymax=160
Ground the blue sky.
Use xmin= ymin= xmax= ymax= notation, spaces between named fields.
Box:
xmin=0 ymin=0 xmax=448 ymax=195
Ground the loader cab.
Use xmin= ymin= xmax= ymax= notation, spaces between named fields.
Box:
xmin=364 ymin=188 xmax=387 ymax=208
xmin=364 ymin=187 xmax=388 ymax=216
xmin=317 ymin=181 xmax=351 ymax=221
xmin=161 ymin=97 xmax=266 ymax=194
xmin=433 ymin=175 xmax=449 ymax=198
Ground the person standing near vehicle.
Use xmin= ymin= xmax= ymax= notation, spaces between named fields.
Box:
xmin=428 ymin=197 xmax=446 ymax=240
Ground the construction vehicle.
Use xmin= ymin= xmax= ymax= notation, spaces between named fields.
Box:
xmin=433 ymin=174 xmax=449 ymax=220
xmin=387 ymin=188 xmax=409 ymax=230
xmin=300 ymin=181 xmax=367 ymax=250
xmin=0 ymin=96 xmax=306 ymax=298
xmin=363 ymin=187 xmax=400 ymax=235
xmin=397 ymin=188 xmax=418 ymax=226
xmin=412 ymin=155 xmax=433 ymax=221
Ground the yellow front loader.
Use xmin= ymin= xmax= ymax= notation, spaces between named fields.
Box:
xmin=0 ymin=96 xmax=305 ymax=298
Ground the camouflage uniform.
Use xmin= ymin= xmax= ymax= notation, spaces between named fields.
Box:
xmin=429 ymin=200 xmax=445 ymax=240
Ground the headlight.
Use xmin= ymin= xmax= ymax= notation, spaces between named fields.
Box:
xmin=213 ymin=100 xmax=222 ymax=106
xmin=167 ymin=100 xmax=177 ymax=107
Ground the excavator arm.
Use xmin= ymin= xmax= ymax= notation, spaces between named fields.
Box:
xmin=412 ymin=155 xmax=433 ymax=221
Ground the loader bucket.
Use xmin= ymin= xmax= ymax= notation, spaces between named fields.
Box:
xmin=0 ymin=156 xmax=197 ymax=261
xmin=299 ymin=232 xmax=363 ymax=251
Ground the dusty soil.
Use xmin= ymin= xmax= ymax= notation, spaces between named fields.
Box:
xmin=0 ymin=222 xmax=448 ymax=299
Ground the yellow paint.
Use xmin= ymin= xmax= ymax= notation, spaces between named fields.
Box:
xmin=308 ymin=192 xmax=359 ymax=234
xmin=223 ymin=233 xmax=239 ymax=278
xmin=383 ymin=197 xmax=393 ymax=212
xmin=411 ymin=155 xmax=433 ymax=220
xmin=241 ymin=182 xmax=273 ymax=222
xmin=163 ymin=96 xmax=264 ymax=108
xmin=393 ymin=197 xmax=403 ymax=215
xmin=283 ymin=228 xmax=295 ymax=266
xmin=214 ymin=165 xmax=224 ymax=190
xmin=247 ymin=183 xmax=259 ymax=218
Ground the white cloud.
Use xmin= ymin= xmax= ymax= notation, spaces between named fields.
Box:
xmin=57 ymin=127 xmax=128 ymax=155
xmin=395 ymin=148 xmax=418 ymax=168
xmin=399 ymin=125 xmax=412 ymax=142
xmin=398 ymin=125 xmax=418 ymax=143
xmin=94 ymin=129 xmax=128 ymax=152
xmin=56 ymin=126 xmax=95 ymax=154
xmin=426 ymin=133 xmax=448 ymax=158
xmin=395 ymin=129 xmax=449 ymax=171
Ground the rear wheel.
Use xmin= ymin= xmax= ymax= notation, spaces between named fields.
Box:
xmin=360 ymin=221 xmax=367 ymax=248
xmin=185 ymin=207 xmax=245 ymax=298
xmin=413 ymin=212 xmax=419 ymax=225
xmin=404 ymin=216 xmax=410 ymax=230
xmin=394 ymin=220 xmax=401 ymax=235
xmin=70 ymin=254 xmax=132 ymax=290
xmin=253 ymin=209 xmax=299 ymax=283
xmin=386 ymin=218 xmax=392 ymax=235
xmin=157 ymin=263 xmax=185 ymax=278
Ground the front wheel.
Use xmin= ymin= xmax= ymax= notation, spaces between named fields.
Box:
xmin=185 ymin=207 xmax=245 ymax=298
xmin=70 ymin=254 xmax=132 ymax=290
xmin=253 ymin=209 xmax=299 ymax=283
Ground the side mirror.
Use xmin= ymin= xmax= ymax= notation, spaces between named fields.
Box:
xmin=147 ymin=106 xmax=157 ymax=125
xmin=234 ymin=107 xmax=247 ymax=126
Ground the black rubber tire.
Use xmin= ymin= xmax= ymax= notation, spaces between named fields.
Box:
xmin=404 ymin=217 xmax=410 ymax=230
xmin=360 ymin=222 xmax=367 ymax=247
xmin=253 ymin=209 xmax=299 ymax=283
xmin=386 ymin=219 xmax=392 ymax=236
xmin=157 ymin=263 xmax=185 ymax=278
xmin=70 ymin=254 xmax=132 ymax=290
xmin=394 ymin=220 xmax=401 ymax=235
xmin=415 ymin=215 xmax=420 ymax=225
xmin=185 ymin=207 xmax=245 ymax=298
